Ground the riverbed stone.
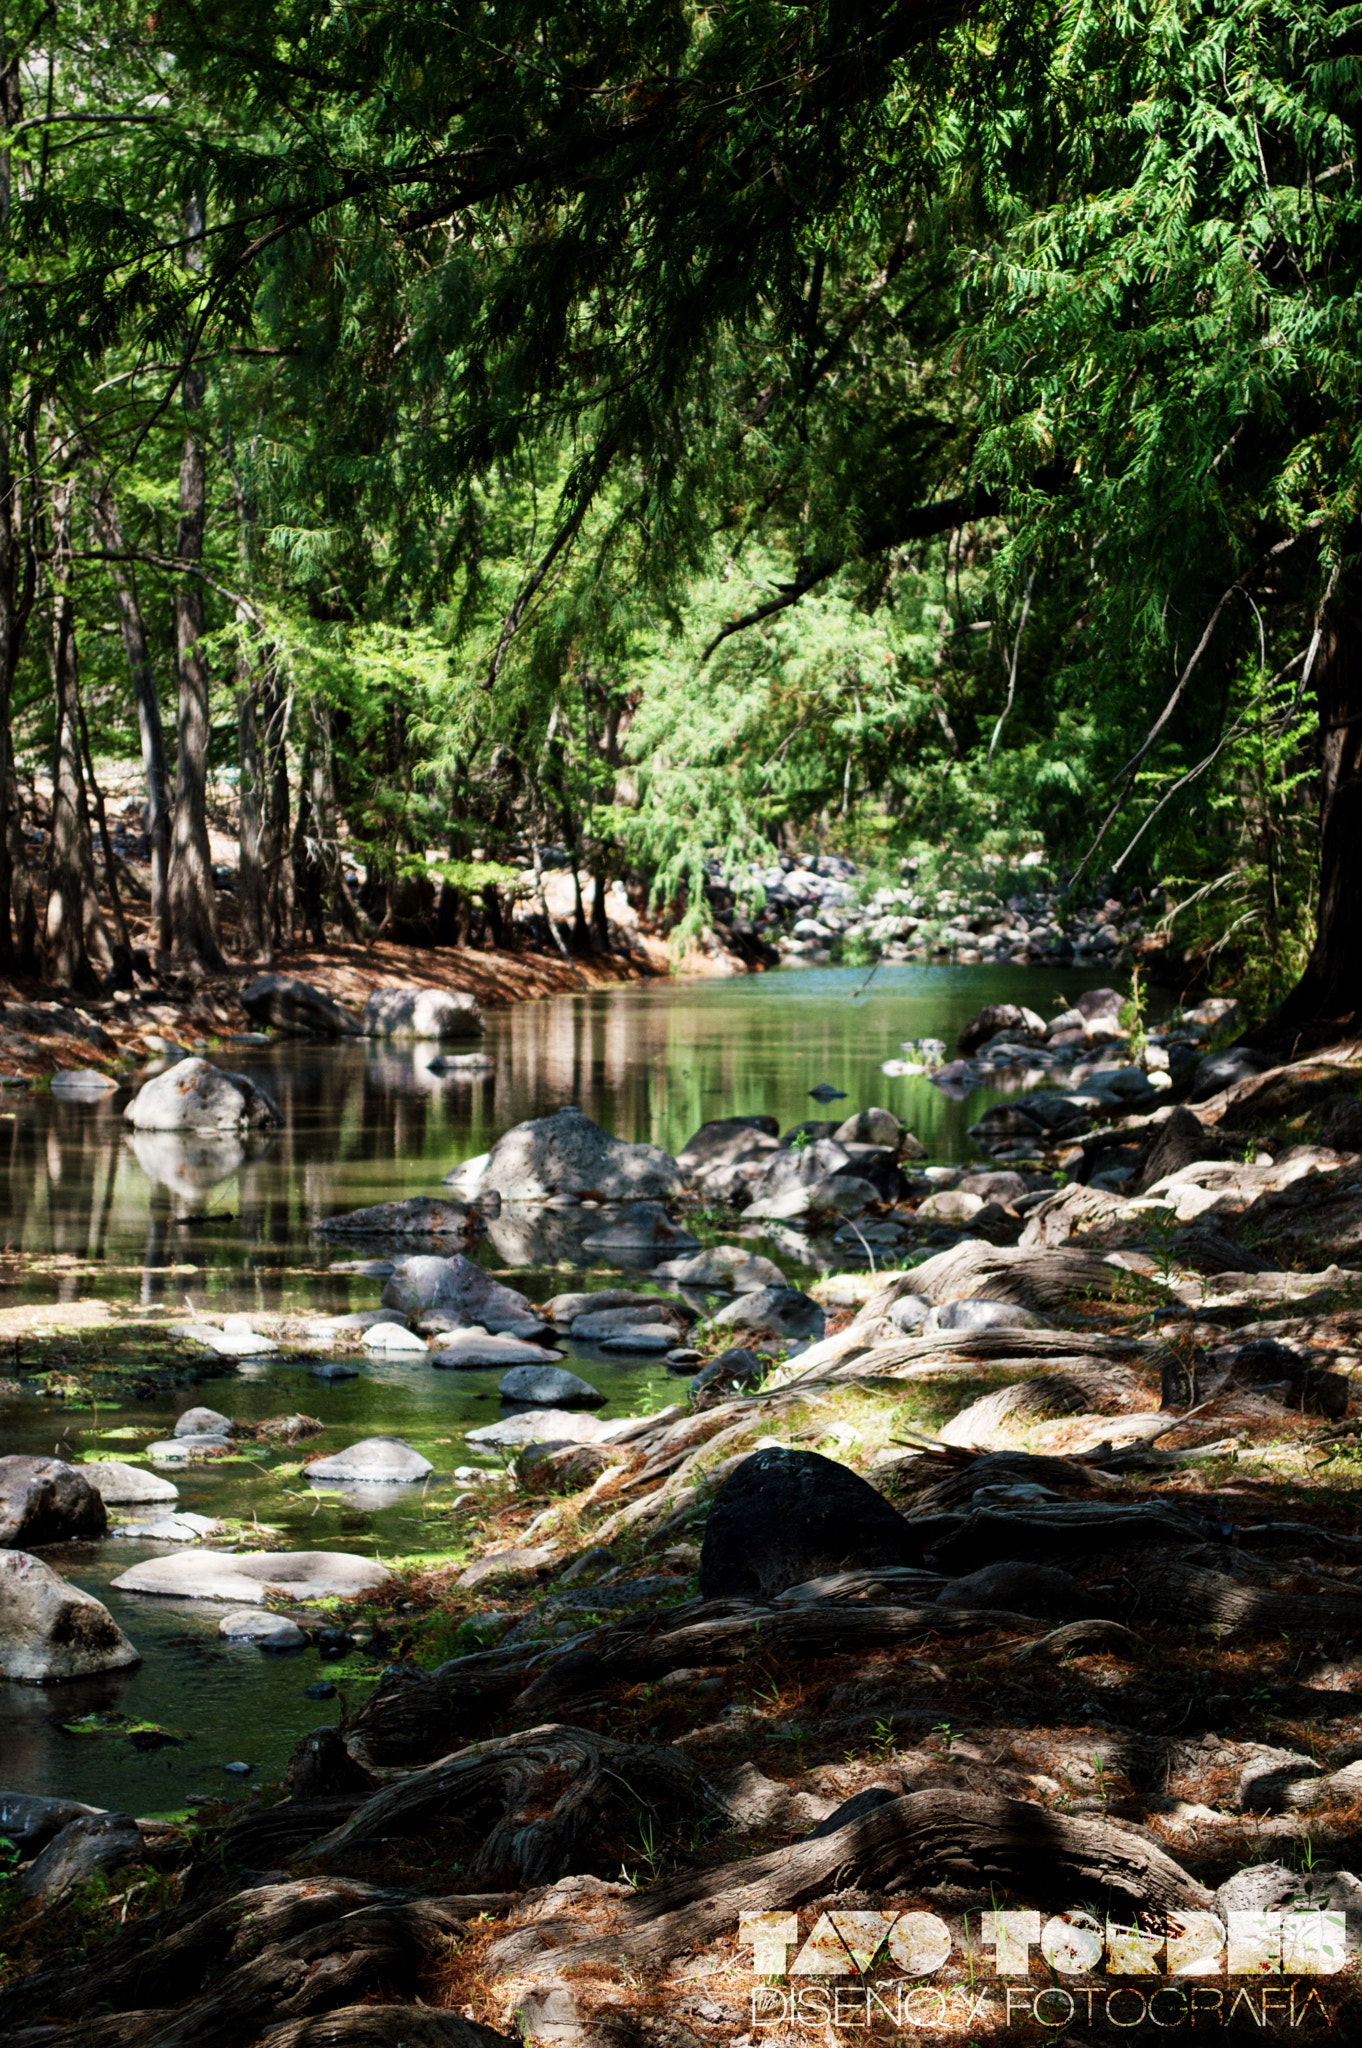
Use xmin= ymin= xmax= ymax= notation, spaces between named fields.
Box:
xmin=570 ymin=1301 xmax=680 ymax=1339
xmin=124 ymin=1056 xmax=281 ymax=1132
xmin=466 ymin=1410 xmax=609 ymax=1448
xmin=699 ymin=1447 xmax=921 ymax=1599
xmin=0 ymin=1791 xmax=104 ymax=1855
xmin=362 ymin=1320 xmax=430 ymax=1353
xmin=0 ymin=1552 xmax=141 ymax=1681
xmin=311 ymin=1360 xmax=360 ymax=1382
xmin=20 ymin=1813 xmax=146 ymax=1900
xmin=430 ymin=1330 xmax=564 ymax=1368
xmin=304 ymin=1437 xmax=434 ymax=1483
xmin=240 ymin=973 xmax=364 ymax=1038
xmin=174 ymin=1318 xmax=279 ymax=1357
xmin=744 ymin=1174 xmax=880 ymax=1223
xmin=50 ymin=1067 xmax=117 ymax=1097
xmin=832 ymin=1106 xmax=905 ymax=1148
xmin=676 ymin=1117 xmax=781 ymax=1180
xmin=145 ymin=1436 xmax=236 ymax=1462
xmin=579 ymin=1201 xmax=701 ymax=1252
xmin=499 ymin=1364 xmax=604 ymax=1408
xmin=110 ymin=1512 xmax=224 ymax=1541
xmin=456 ymin=1104 xmax=684 ymax=1202
xmin=597 ymin=1325 xmax=683 ymax=1352
xmin=79 ymin=1461 xmax=180 ymax=1506
xmin=651 ymin=1245 xmax=785 ymax=1292
xmin=174 ymin=1406 xmax=235 ymax=1438
xmin=958 ymin=1004 xmax=1047 ymax=1056
xmin=219 ymin=1609 xmax=308 ymax=1647
xmin=383 ymin=1251 xmax=536 ymax=1330
xmin=361 ymin=986 xmax=484 ymax=1040
xmin=111 ymin=1548 xmax=392 ymax=1603
xmin=545 ymin=1287 xmax=681 ymax=1324
xmin=708 ymin=1286 xmax=825 ymax=1342
xmin=318 ymin=1194 xmax=478 ymax=1241
xmin=0 ymin=1456 xmax=108 ymax=1547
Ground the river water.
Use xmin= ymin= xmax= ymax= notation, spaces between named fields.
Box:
xmin=0 ymin=961 xmax=1123 ymax=1817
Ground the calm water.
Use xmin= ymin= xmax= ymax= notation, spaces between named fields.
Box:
xmin=0 ymin=960 xmax=1126 ymax=1814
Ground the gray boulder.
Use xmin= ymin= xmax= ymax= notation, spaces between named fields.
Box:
xmin=676 ymin=1117 xmax=780 ymax=1179
xmin=111 ymin=1548 xmax=392 ymax=1603
xmin=431 ymin=1331 xmax=564 ymax=1368
xmin=362 ymin=1321 xmax=429 ymax=1352
xmin=700 ymin=1447 xmax=922 ymax=1599
xmin=0 ymin=1791 xmax=104 ymax=1857
xmin=1074 ymin=987 xmax=1125 ymax=1027
xmin=304 ymin=1437 xmax=434 ymax=1484
xmin=689 ymin=1347 xmax=766 ymax=1399
xmin=174 ymin=1406 xmax=235 ymax=1439
xmin=832 ymin=1106 xmax=906 ymax=1148
xmin=709 ymin=1286 xmax=825 ymax=1341
xmin=0 ymin=1552 xmax=141 ymax=1681
xmin=579 ymin=1203 xmax=700 ymax=1253
xmin=318 ymin=1195 xmax=477 ymax=1241
xmin=651 ymin=1245 xmax=784 ymax=1292
xmin=124 ymin=1057 xmax=280 ymax=1133
xmin=50 ymin=1068 xmax=117 ymax=1098
xmin=459 ymin=1105 xmax=684 ymax=1202
xmin=597 ymin=1325 xmax=684 ymax=1352
xmin=499 ymin=1364 xmax=604 ymax=1408
xmin=546 ymin=1287 xmax=683 ymax=1324
xmin=958 ymin=1004 xmax=1046 ymax=1056
xmin=361 ymin=986 xmax=484 ymax=1040
xmin=383 ymin=1252 xmax=535 ymax=1330
xmin=0 ymin=1456 xmax=108 ymax=1546
xmin=744 ymin=1175 xmax=880 ymax=1223
xmin=570 ymin=1301 xmax=680 ymax=1340
xmin=67 ymin=1461 xmax=180 ymax=1505
xmin=240 ymin=973 xmax=364 ymax=1038
xmin=466 ymin=1409 xmax=609 ymax=1449
xmin=311 ymin=1361 xmax=360 ymax=1382
xmin=925 ymin=1299 xmax=1044 ymax=1333
xmin=20 ymin=1813 xmax=146 ymax=1900
xmin=219 ymin=1609 xmax=307 ymax=1647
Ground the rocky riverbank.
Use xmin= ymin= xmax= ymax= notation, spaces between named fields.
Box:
xmin=6 ymin=1025 xmax=1362 ymax=2042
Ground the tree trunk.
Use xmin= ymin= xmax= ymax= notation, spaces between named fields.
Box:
xmin=93 ymin=492 xmax=170 ymax=954
xmin=45 ymin=557 xmax=108 ymax=992
xmin=261 ymin=669 xmax=293 ymax=949
xmin=590 ymin=868 xmax=610 ymax=951
xmin=237 ymin=671 xmax=266 ymax=959
xmin=73 ymin=681 xmax=134 ymax=986
xmin=0 ymin=52 xmax=36 ymax=968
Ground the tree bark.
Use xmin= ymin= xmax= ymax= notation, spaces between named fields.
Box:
xmin=44 ymin=469 xmax=108 ymax=992
xmin=73 ymin=679 xmax=134 ymax=986
xmin=93 ymin=491 xmax=170 ymax=954
xmin=237 ymin=669 xmax=266 ymax=959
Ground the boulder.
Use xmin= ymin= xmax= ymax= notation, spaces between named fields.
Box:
xmin=709 ymin=1286 xmax=825 ymax=1341
xmin=596 ymin=1325 xmax=684 ymax=1352
xmin=925 ymin=1298 xmax=1044 ymax=1333
xmin=676 ymin=1117 xmax=781 ymax=1179
xmin=579 ymin=1202 xmax=700 ymax=1252
xmin=699 ymin=1448 xmax=922 ymax=1599
xmin=124 ymin=1057 xmax=280 ymax=1133
xmin=958 ymin=1170 xmax=1028 ymax=1204
xmin=958 ymin=1005 xmax=1047 ymax=1056
xmin=361 ymin=986 xmax=484 ymax=1040
xmin=1073 ymin=987 xmax=1125 ymax=1027
xmin=459 ymin=1105 xmax=684 ymax=1202
xmin=832 ymin=1106 xmax=905 ymax=1148
xmin=19 ymin=1813 xmax=146 ymax=1900
xmin=650 ymin=1245 xmax=785 ymax=1292
xmin=111 ymin=1548 xmax=392 ymax=1603
xmin=0 ymin=1552 xmax=141 ymax=1681
xmin=0 ymin=1456 xmax=108 ymax=1546
xmin=50 ymin=1068 xmax=117 ymax=1097
xmin=689 ymin=1347 xmax=766 ymax=1398
xmin=570 ymin=1301 xmax=680 ymax=1339
xmin=304 ymin=1438 xmax=434 ymax=1484
xmin=219 ymin=1609 xmax=308 ymax=1647
xmin=0 ymin=1790 xmax=104 ymax=1857
xmin=383 ymin=1252 xmax=535 ymax=1330
xmin=174 ymin=1406 xmax=235 ymax=1438
xmin=79 ymin=1462 xmax=179 ymax=1506
xmin=498 ymin=1364 xmax=604 ymax=1408
xmin=312 ymin=1361 xmax=360 ymax=1382
xmin=546 ymin=1287 xmax=684 ymax=1324
xmin=744 ymin=1175 xmax=880 ymax=1223
xmin=885 ymin=1293 xmax=931 ymax=1333
xmin=240 ymin=973 xmax=364 ymax=1038
xmin=318 ymin=1195 xmax=477 ymax=1241
xmin=915 ymin=1189 xmax=983 ymax=1224
xmin=362 ymin=1321 xmax=430 ymax=1353
xmin=431 ymin=1331 xmax=565 ymax=1368
xmin=465 ymin=1410 xmax=610 ymax=1449
xmin=1132 ymin=1106 xmax=1228 ymax=1193
xmin=935 ymin=1560 xmax=1085 ymax=1616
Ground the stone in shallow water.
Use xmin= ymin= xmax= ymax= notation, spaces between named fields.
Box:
xmin=383 ymin=1251 xmax=537 ymax=1330
xmin=79 ymin=1462 xmax=179 ymax=1505
xmin=596 ymin=1326 xmax=683 ymax=1353
xmin=465 ymin=1409 xmax=609 ymax=1449
xmin=173 ymin=1318 xmax=278 ymax=1357
xmin=20 ymin=1814 xmax=145 ymax=1900
xmin=0 ymin=1456 xmax=109 ymax=1546
xmin=311 ymin=1360 xmax=360 ymax=1382
xmin=111 ymin=1548 xmax=392 ymax=1603
xmin=430 ymin=1330 xmax=564 ymax=1369
xmin=304 ymin=1437 xmax=433 ymax=1484
xmin=361 ymin=1321 xmax=429 ymax=1353
xmin=0 ymin=1552 xmax=141 ymax=1682
xmin=0 ymin=1791 xmax=104 ymax=1856
xmin=174 ymin=1407 xmax=235 ymax=1438
xmin=50 ymin=1068 xmax=117 ymax=1097
xmin=110 ymin=1512 xmax=223 ymax=1542
xmin=570 ymin=1301 xmax=680 ymax=1339
xmin=218 ymin=1609 xmax=307 ymax=1648
xmin=651 ymin=1245 xmax=784 ymax=1291
xmin=579 ymin=1202 xmax=700 ymax=1253
xmin=498 ymin=1364 xmax=603 ymax=1409
xmin=145 ymin=1436 xmax=235 ymax=1462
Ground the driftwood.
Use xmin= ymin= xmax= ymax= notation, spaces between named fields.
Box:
xmin=1010 ymin=1618 xmax=1147 ymax=1664
xmin=297 ymin=1723 xmax=727 ymax=1883
xmin=1128 ymin=1561 xmax=1362 ymax=1636
xmin=259 ymin=2012 xmax=515 ymax=2048
xmin=505 ymin=1788 xmax=1212 ymax=1977
xmin=777 ymin=1325 xmax=1163 ymax=1393
xmin=926 ymin=1499 xmax=1219 ymax=1575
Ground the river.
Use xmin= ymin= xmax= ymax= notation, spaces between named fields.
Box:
xmin=0 ymin=961 xmax=1126 ymax=1816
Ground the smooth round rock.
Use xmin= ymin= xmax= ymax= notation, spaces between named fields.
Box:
xmin=596 ymin=1326 xmax=682 ymax=1353
xmin=431 ymin=1331 xmax=564 ymax=1369
xmin=498 ymin=1364 xmax=604 ymax=1409
xmin=0 ymin=1456 xmax=109 ymax=1545
xmin=51 ymin=1068 xmax=117 ymax=1097
xmin=304 ymin=1437 xmax=433 ymax=1484
xmin=312 ymin=1361 xmax=360 ymax=1382
xmin=361 ymin=1321 xmax=429 ymax=1353
xmin=124 ymin=1056 xmax=279 ymax=1132
xmin=925 ymin=1298 xmax=1044 ymax=1334
xmin=80 ymin=1462 xmax=179 ymax=1506
xmin=699 ymin=1447 xmax=920 ymax=1601
xmin=174 ymin=1407 xmax=234 ymax=1439
xmin=219 ymin=1609 xmax=307 ymax=1648
xmin=111 ymin=1548 xmax=392 ymax=1604
xmin=0 ymin=1552 xmax=141 ymax=1682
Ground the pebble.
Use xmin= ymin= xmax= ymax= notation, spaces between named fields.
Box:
xmin=312 ymin=1361 xmax=360 ymax=1382
xmin=222 ymin=1761 xmax=253 ymax=1776
xmin=304 ymin=1681 xmax=336 ymax=1700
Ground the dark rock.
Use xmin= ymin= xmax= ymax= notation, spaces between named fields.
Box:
xmin=1134 ymin=1106 xmax=1229 ymax=1193
xmin=1319 ymin=1095 xmax=1362 ymax=1152
xmin=699 ymin=1448 xmax=924 ymax=1600
xmin=809 ymin=1083 xmax=848 ymax=1102
xmin=1073 ymin=988 xmax=1125 ymax=1025
xmin=935 ymin=1560 xmax=1085 ymax=1617
xmin=498 ymin=1364 xmax=604 ymax=1408
xmin=240 ymin=973 xmax=364 ymax=1038
xmin=676 ymin=1117 xmax=780 ymax=1177
xmin=689 ymin=1347 xmax=766 ymax=1400
xmin=808 ymin=1787 xmax=901 ymax=1838
xmin=0 ymin=1791 xmax=103 ymax=1856
xmin=19 ymin=1813 xmax=145 ymax=1900
xmin=318 ymin=1196 xmax=477 ymax=1242
xmin=778 ymin=1121 xmax=843 ymax=1148
xmin=287 ymin=1724 xmax=373 ymax=1799
xmin=709 ymin=1286 xmax=825 ymax=1341
xmin=1189 ymin=1047 xmax=1274 ymax=1102
xmin=304 ymin=1681 xmax=337 ymax=1700
xmin=958 ymin=1004 xmax=1046 ymax=1056
xmin=0 ymin=1456 xmax=108 ymax=1546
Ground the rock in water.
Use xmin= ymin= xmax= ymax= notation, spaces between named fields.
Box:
xmin=650 ymin=1245 xmax=785 ymax=1291
xmin=383 ymin=1252 xmax=536 ymax=1330
xmin=218 ymin=1609 xmax=308 ymax=1648
xmin=431 ymin=1331 xmax=565 ymax=1368
xmin=361 ymin=986 xmax=484 ymax=1039
xmin=451 ymin=1104 xmax=683 ymax=1202
xmin=0 ymin=1553 xmax=141 ymax=1681
xmin=579 ymin=1202 xmax=700 ymax=1252
xmin=700 ymin=1448 xmax=923 ymax=1599
xmin=50 ymin=1068 xmax=117 ymax=1097
xmin=465 ymin=1410 xmax=607 ymax=1448
xmin=304 ymin=1437 xmax=434 ymax=1484
xmin=708 ymin=1286 xmax=825 ymax=1341
xmin=0 ymin=1456 xmax=108 ymax=1546
xmin=808 ymin=1082 xmax=848 ymax=1102
xmin=498 ymin=1364 xmax=604 ymax=1408
xmin=19 ymin=1813 xmax=146 ymax=1900
xmin=111 ymin=1548 xmax=392 ymax=1603
xmin=675 ymin=1118 xmax=781 ymax=1178
xmin=570 ymin=1301 xmax=682 ymax=1339
xmin=124 ymin=1057 xmax=280 ymax=1132
xmin=0 ymin=1792 xmax=104 ymax=1857
xmin=173 ymin=1406 xmax=235 ymax=1439
xmin=240 ymin=974 xmax=364 ymax=1037
xmin=362 ymin=1321 xmax=429 ymax=1353
xmin=317 ymin=1195 xmax=478 ymax=1241
xmin=957 ymin=1004 xmax=1047 ymax=1056
xmin=68 ymin=1460 xmax=178 ymax=1504
xmin=832 ymin=1106 xmax=906 ymax=1147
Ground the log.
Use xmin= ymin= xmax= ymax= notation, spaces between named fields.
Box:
xmin=1010 ymin=1618 xmax=1147 ymax=1663
xmin=774 ymin=1325 xmax=1162 ymax=1391
xmin=926 ymin=1499 xmax=1220 ymax=1575
xmin=1129 ymin=1561 xmax=1362 ymax=1636
xmin=508 ymin=1788 xmax=1213 ymax=1976
xmin=258 ymin=2008 xmax=517 ymax=2048
xmin=296 ymin=1723 xmax=729 ymax=1883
